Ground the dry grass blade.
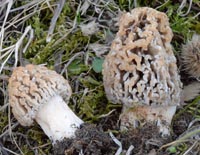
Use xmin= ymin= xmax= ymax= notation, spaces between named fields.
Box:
xmin=0 ymin=26 xmax=33 ymax=74
xmin=126 ymin=145 xmax=134 ymax=155
xmin=0 ymin=103 xmax=8 ymax=111
xmin=160 ymin=126 xmax=200 ymax=150
xmin=183 ymin=141 xmax=198 ymax=155
xmin=10 ymin=0 xmax=43 ymax=12
xmin=177 ymin=0 xmax=193 ymax=16
xmin=46 ymin=0 xmax=65 ymax=42
xmin=80 ymin=0 xmax=91 ymax=15
xmin=1 ymin=146 xmax=19 ymax=155
xmin=17 ymin=26 xmax=34 ymax=55
xmin=53 ymin=1 xmax=83 ymax=47
xmin=0 ymin=0 xmax=13 ymax=51
xmin=89 ymin=43 xmax=110 ymax=57
xmin=109 ymin=132 xmax=122 ymax=155
xmin=0 ymin=122 xmax=19 ymax=138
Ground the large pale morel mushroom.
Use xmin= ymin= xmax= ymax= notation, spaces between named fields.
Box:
xmin=8 ymin=64 xmax=83 ymax=143
xmin=102 ymin=7 xmax=182 ymax=136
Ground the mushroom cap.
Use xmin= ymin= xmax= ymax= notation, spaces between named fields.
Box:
xmin=102 ymin=7 xmax=182 ymax=107
xmin=8 ymin=64 xmax=72 ymax=126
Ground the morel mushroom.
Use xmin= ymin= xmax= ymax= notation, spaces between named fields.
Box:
xmin=102 ymin=7 xmax=182 ymax=136
xmin=9 ymin=65 xmax=117 ymax=154
xmin=8 ymin=64 xmax=83 ymax=143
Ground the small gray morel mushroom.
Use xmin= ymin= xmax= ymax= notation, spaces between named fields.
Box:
xmin=102 ymin=7 xmax=182 ymax=136
xmin=8 ymin=65 xmax=116 ymax=154
xmin=8 ymin=64 xmax=83 ymax=144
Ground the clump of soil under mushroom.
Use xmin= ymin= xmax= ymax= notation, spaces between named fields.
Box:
xmin=53 ymin=123 xmax=116 ymax=155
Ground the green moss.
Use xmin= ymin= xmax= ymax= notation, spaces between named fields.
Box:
xmin=73 ymin=76 xmax=120 ymax=122
xmin=25 ymin=29 xmax=89 ymax=65
xmin=21 ymin=145 xmax=34 ymax=155
xmin=175 ymin=96 xmax=200 ymax=119
xmin=24 ymin=2 xmax=89 ymax=65
xmin=68 ymin=59 xmax=89 ymax=76
xmin=176 ymin=143 xmax=189 ymax=153
xmin=28 ymin=127 xmax=47 ymax=144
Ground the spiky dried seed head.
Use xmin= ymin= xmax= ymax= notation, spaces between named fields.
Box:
xmin=181 ymin=34 xmax=200 ymax=78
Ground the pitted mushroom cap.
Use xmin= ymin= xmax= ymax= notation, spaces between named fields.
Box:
xmin=103 ymin=7 xmax=182 ymax=107
xmin=8 ymin=65 xmax=72 ymax=126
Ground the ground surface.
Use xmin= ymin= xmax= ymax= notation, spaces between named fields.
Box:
xmin=0 ymin=0 xmax=200 ymax=155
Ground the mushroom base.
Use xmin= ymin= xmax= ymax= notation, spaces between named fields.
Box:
xmin=120 ymin=105 xmax=177 ymax=136
xmin=35 ymin=95 xmax=83 ymax=143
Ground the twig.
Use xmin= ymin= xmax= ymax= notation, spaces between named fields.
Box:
xmin=32 ymin=142 xmax=51 ymax=150
xmin=0 ymin=141 xmax=9 ymax=155
xmin=126 ymin=145 xmax=134 ymax=155
xmin=98 ymin=109 xmax=116 ymax=118
xmin=0 ymin=26 xmax=33 ymax=74
xmin=188 ymin=118 xmax=200 ymax=129
xmin=53 ymin=1 xmax=82 ymax=46
xmin=134 ymin=0 xmax=137 ymax=8
xmin=159 ymin=126 xmax=200 ymax=150
xmin=109 ymin=132 xmax=122 ymax=155
xmin=0 ymin=103 xmax=8 ymax=112
xmin=0 ymin=48 xmax=14 ymax=74
xmin=183 ymin=141 xmax=198 ymax=155
xmin=8 ymin=104 xmax=24 ymax=155
xmin=0 ymin=0 xmax=13 ymax=51
xmin=177 ymin=0 xmax=193 ymax=16
xmin=10 ymin=0 xmax=44 ymax=12
xmin=0 ymin=122 xmax=19 ymax=139
xmin=14 ymin=25 xmax=34 ymax=67
xmin=1 ymin=146 xmax=20 ymax=155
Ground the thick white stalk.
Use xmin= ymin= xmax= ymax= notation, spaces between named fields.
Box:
xmin=120 ymin=105 xmax=177 ymax=136
xmin=35 ymin=95 xmax=83 ymax=144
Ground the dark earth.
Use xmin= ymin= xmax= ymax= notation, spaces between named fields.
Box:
xmin=53 ymin=116 xmax=184 ymax=155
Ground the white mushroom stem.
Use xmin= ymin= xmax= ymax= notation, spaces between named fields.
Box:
xmin=120 ymin=105 xmax=177 ymax=136
xmin=35 ymin=95 xmax=83 ymax=144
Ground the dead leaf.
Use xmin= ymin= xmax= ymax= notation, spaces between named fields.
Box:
xmin=182 ymin=82 xmax=200 ymax=102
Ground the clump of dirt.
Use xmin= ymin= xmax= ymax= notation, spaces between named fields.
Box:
xmin=53 ymin=123 xmax=116 ymax=155
xmin=117 ymin=123 xmax=170 ymax=155
xmin=98 ymin=108 xmax=121 ymax=131
xmin=179 ymin=70 xmax=196 ymax=86
xmin=172 ymin=111 xmax=193 ymax=136
xmin=53 ymin=123 xmax=170 ymax=155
